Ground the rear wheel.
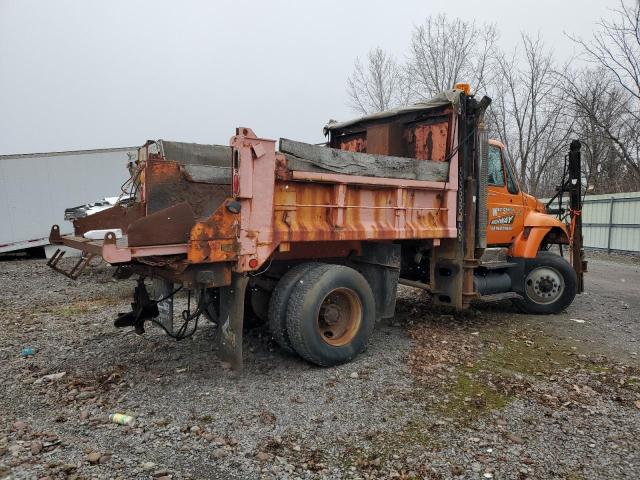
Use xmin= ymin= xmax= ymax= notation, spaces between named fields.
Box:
xmin=512 ymin=251 xmax=577 ymax=314
xmin=268 ymin=263 xmax=318 ymax=354
xmin=286 ymin=264 xmax=375 ymax=366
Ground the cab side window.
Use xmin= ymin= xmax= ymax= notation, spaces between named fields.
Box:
xmin=488 ymin=145 xmax=505 ymax=186
xmin=504 ymin=156 xmax=520 ymax=194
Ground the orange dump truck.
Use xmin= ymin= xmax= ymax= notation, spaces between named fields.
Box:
xmin=48 ymin=88 xmax=584 ymax=370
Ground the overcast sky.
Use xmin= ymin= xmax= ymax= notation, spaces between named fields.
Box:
xmin=0 ymin=0 xmax=618 ymax=155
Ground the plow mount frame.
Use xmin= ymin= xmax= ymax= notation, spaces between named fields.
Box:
xmin=46 ymin=248 xmax=97 ymax=280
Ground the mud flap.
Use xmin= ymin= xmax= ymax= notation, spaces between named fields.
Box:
xmin=216 ymin=273 xmax=249 ymax=373
xmin=152 ymin=278 xmax=174 ymax=335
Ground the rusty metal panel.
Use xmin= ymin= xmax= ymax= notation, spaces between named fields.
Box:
xmin=127 ymin=202 xmax=196 ymax=247
xmin=271 ymin=240 xmax=362 ymax=261
xmin=333 ymin=119 xmax=450 ymax=162
xmin=366 ymin=123 xmax=404 ymax=156
xmin=338 ymin=135 xmax=366 ymax=153
xmin=273 ymin=177 xmax=454 ymax=244
xmin=73 ymin=203 xmax=144 ymax=236
xmin=188 ymin=200 xmax=240 ymax=263
xmin=403 ymin=122 xmax=449 ymax=161
xmin=145 ymin=159 xmax=230 ymax=218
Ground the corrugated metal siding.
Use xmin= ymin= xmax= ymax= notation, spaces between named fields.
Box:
xmin=544 ymin=191 xmax=640 ymax=253
xmin=0 ymin=147 xmax=136 ymax=252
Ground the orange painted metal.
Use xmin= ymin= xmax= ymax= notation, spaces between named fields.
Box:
xmin=510 ymin=227 xmax=553 ymax=258
xmin=190 ymin=123 xmax=459 ymax=272
xmin=485 ymin=139 xmax=569 ymax=250
xmin=509 ymin=223 xmax=569 ymax=259
xmin=271 ymin=181 xmax=453 ymax=244
xmin=524 ymin=211 xmax=569 ymax=229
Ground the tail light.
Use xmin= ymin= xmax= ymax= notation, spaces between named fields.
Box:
xmin=232 ymin=171 xmax=239 ymax=197
xmin=232 ymin=149 xmax=240 ymax=197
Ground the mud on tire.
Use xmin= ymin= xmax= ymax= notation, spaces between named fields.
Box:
xmin=285 ymin=264 xmax=375 ymax=367
xmin=267 ymin=263 xmax=319 ymax=354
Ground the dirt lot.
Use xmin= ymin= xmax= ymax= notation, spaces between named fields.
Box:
xmin=1 ymin=253 xmax=639 ymax=479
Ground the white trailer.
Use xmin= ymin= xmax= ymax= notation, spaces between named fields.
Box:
xmin=0 ymin=147 xmax=135 ymax=254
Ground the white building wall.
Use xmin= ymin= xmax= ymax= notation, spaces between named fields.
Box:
xmin=0 ymin=147 xmax=136 ymax=253
xmin=545 ymin=191 xmax=640 ymax=253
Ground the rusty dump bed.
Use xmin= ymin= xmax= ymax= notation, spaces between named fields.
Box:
xmin=50 ymin=92 xmax=462 ymax=286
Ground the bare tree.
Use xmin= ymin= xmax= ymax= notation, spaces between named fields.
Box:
xmin=561 ymin=68 xmax=640 ymax=192
xmin=346 ymin=47 xmax=406 ymax=115
xmin=567 ymin=0 xmax=640 ymax=185
xmin=488 ymin=34 xmax=571 ymax=196
xmin=405 ymin=14 xmax=498 ymax=101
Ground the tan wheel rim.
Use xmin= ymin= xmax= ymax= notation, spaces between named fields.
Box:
xmin=316 ymin=288 xmax=362 ymax=347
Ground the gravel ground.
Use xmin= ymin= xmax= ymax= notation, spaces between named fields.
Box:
xmin=0 ymin=254 xmax=639 ymax=479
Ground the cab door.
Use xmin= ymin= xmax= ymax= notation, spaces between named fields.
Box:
xmin=486 ymin=142 xmax=525 ymax=246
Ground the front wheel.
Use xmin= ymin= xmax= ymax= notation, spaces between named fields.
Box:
xmin=512 ymin=251 xmax=577 ymax=314
xmin=286 ymin=264 xmax=375 ymax=367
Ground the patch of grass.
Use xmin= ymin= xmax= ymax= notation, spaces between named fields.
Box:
xmin=416 ymin=368 xmax=513 ymax=425
xmin=341 ymin=326 xmax=611 ymax=475
xmin=49 ymin=298 xmax=115 ymax=318
xmin=401 ymin=418 xmax=447 ymax=451
xmin=409 ymin=325 xmax=584 ymax=425
xmin=480 ymin=328 xmax=577 ymax=377
xmin=337 ymin=412 xmax=449 ymax=477
xmin=53 ymin=305 xmax=89 ymax=317
xmin=456 ymin=370 xmax=510 ymax=410
xmin=564 ymin=472 xmax=586 ymax=480
xmin=584 ymin=364 xmax=611 ymax=373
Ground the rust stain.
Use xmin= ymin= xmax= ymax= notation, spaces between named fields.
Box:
xmin=338 ymin=135 xmax=367 ymax=153
xmin=403 ymin=122 xmax=448 ymax=161
xmin=188 ymin=200 xmax=239 ymax=263
xmin=145 ymin=159 xmax=230 ymax=218
xmin=271 ymin=178 xmax=449 ymax=244
xmin=73 ymin=203 xmax=145 ymax=236
xmin=127 ymin=202 xmax=196 ymax=247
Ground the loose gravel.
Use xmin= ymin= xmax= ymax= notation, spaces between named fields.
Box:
xmin=0 ymin=255 xmax=639 ymax=479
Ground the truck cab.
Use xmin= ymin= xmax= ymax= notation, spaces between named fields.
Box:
xmin=486 ymin=139 xmax=569 ymax=257
xmin=486 ymin=139 xmax=526 ymax=246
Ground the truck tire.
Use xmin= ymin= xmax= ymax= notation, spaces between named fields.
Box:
xmin=268 ymin=263 xmax=319 ymax=354
xmin=512 ymin=251 xmax=577 ymax=314
xmin=286 ymin=264 xmax=375 ymax=367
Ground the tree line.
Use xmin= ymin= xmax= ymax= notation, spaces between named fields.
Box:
xmin=346 ymin=1 xmax=640 ymax=196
